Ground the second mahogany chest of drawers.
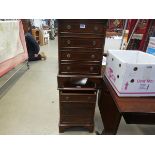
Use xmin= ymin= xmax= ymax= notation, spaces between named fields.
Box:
xmin=59 ymin=90 xmax=96 ymax=132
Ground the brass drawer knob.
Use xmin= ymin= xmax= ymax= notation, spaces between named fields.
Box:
xmin=66 ymin=66 xmax=71 ymax=70
xmin=65 ymin=96 xmax=70 ymax=100
xmin=91 ymin=54 xmax=95 ymax=59
xmin=90 ymin=66 xmax=94 ymax=71
xmin=92 ymin=40 xmax=96 ymax=46
xmin=67 ymin=25 xmax=71 ymax=30
xmin=67 ymin=40 xmax=71 ymax=45
xmin=67 ymin=53 xmax=71 ymax=58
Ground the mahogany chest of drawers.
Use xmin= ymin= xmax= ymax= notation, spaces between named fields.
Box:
xmin=57 ymin=19 xmax=107 ymax=133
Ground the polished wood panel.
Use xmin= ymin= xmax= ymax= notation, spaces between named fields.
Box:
xmin=59 ymin=62 xmax=101 ymax=75
xmin=60 ymin=92 xmax=96 ymax=102
xmin=57 ymin=74 xmax=103 ymax=89
xmin=104 ymin=76 xmax=155 ymax=113
xmin=59 ymin=90 xmax=96 ymax=132
xmin=58 ymin=19 xmax=107 ymax=133
xmin=59 ymin=37 xmax=104 ymax=49
xmin=98 ymin=76 xmax=155 ymax=135
xmin=60 ymin=115 xmax=93 ymax=124
xmin=60 ymin=49 xmax=102 ymax=62
xmin=60 ymin=102 xmax=95 ymax=116
xmin=59 ymin=19 xmax=107 ymax=23
xmin=59 ymin=21 xmax=106 ymax=35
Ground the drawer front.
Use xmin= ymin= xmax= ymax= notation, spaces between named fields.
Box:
xmin=59 ymin=21 xmax=106 ymax=35
xmin=59 ymin=37 xmax=104 ymax=48
xmin=60 ymin=102 xmax=95 ymax=116
xmin=59 ymin=63 xmax=101 ymax=75
xmin=60 ymin=93 xmax=96 ymax=102
xmin=57 ymin=76 xmax=103 ymax=89
xmin=60 ymin=115 xmax=93 ymax=124
xmin=60 ymin=49 xmax=102 ymax=62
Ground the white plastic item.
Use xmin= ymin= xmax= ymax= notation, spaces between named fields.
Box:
xmin=104 ymin=37 xmax=122 ymax=53
xmin=149 ymin=37 xmax=155 ymax=42
xmin=105 ymin=50 xmax=155 ymax=97
xmin=147 ymin=37 xmax=155 ymax=48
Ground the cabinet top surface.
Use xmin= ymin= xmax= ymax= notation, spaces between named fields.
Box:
xmin=58 ymin=19 xmax=108 ymax=23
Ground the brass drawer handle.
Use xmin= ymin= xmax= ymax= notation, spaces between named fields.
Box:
xmin=91 ymin=54 xmax=95 ymax=59
xmin=67 ymin=53 xmax=71 ymax=58
xmin=90 ymin=66 xmax=94 ymax=71
xmin=67 ymin=25 xmax=71 ymax=30
xmin=92 ymin=40 xmax=96 ymax=46
xmin=94 ymin=26 xmax=98 ymax=31
xmin=67 ymin=40 xmax=71 ymax=45
xmin=65 ymin=96 xmax=70 ymax=100
xmin=66 ymin=66 xmax=71 ymax=70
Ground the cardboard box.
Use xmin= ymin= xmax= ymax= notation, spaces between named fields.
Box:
xmin=105 ymin=50 xmax=155 ymax=97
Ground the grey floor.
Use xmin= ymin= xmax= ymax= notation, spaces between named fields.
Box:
xmin=0 ymin=37 xmax=155 ymax=135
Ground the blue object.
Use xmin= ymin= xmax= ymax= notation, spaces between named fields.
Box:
xmin=146 ymin=47 xmax=155 ymax=56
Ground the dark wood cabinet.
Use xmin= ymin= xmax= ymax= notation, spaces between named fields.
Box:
xmin=57 ymin=19 xmax=107 ymax=133
xmin=59 ymin=90 xmax=96 ymax=132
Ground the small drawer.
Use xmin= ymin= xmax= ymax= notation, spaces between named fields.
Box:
xmin=60 ymin=115 xmax=93 ymax=124
xmin=59 ymin=37 xmax=104 ymax=48
xmin=60 ymin=92 xmax=96 ymax=102
xmin=60 ymin=49 xmax=102 ymax=62
xmin=59 ymin=63 xmax=101 ymax=75
xmin=60 ymin=102 xmax=95 ymax=116
xmin=57 ymin=76 xmax=103 ymax=89
xmin=58 ymin=20 xmax=106 ymax=35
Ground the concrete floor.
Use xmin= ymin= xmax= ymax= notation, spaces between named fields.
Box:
xmin=0 ymin=37 xmax=155 ymax=135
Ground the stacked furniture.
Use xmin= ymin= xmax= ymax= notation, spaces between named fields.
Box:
xmin=57 ymin=19 xmax=107 ymax=133
xmin=32 ymin=29 xmax=40 ymax=44
xmin=39 ymin=30 xmax=49 ymax=46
